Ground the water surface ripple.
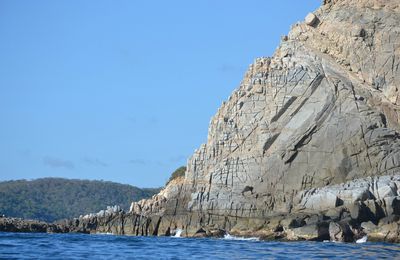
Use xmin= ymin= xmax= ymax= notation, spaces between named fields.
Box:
xmin=0 ymin=232 xmax=399 ymax=259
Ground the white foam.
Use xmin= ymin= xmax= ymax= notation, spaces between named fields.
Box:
xmin=173 ymin=229 xmax=183 ymax=238
xmin=356 ymin=235 xmax=368 ymax=244
xmin=96 ymin=232 xmax=113 ymax=235
xmin=223 ymin=233 xmax=259 ymax=241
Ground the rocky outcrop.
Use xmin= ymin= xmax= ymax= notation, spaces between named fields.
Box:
xmin=4 ymin=0 xmax=400 ymax=243
xmin=0 ymin=216 xmax=66 ymax=233
xmin=65 ymin=0 xmax=400 ymax=242
xmin=126 ymin=0 xmax=400 ymax=241
xmin=56 ymin=175 xmax=400 ymax=242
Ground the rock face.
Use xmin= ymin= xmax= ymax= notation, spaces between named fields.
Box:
xmin=68 ymin=0 xmax=400 ymax=242
xmin=5 ymin=0 xmax=400 ymax=243
xmin=124 ymin=0 xmax=399 ymax=241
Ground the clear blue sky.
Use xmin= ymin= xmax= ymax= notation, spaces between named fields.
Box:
xmin=0 ymin=1 xmax=320 ymax=188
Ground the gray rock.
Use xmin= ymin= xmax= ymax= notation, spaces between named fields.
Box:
xmin=379 ymin=215 xmax=400 ymax=226
xmin=37 ymin=0 xmax=400 ymax=243
xmin=329 ymin=221 xmax=354 ymax=242
xmin=361 ymin=221 xmax=377 ymax=233
xmin=329 ymin=222 xmax=342 ymax=241
xmin=0 ymin=217 xmax=64 ymax=233
xmin=287 ymin=222 xmax=329 ymax=241
xmin=305 ymin=13 xmax=317 ymax=26
xmin=113 ymin=0 xmax=400 ymax=242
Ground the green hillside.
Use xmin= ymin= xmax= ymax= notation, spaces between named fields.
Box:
xmin=0 ymin=178 xmax=160 ymax=222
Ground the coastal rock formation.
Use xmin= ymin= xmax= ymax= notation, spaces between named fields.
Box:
xmin=65 ymin=0 xmax=400 ymax=242
xmin=0 ymin=215 xmax=66 ymax=233
xmin=122 ymin=0 xmax=400 ymax=242
xmin=4 ymin=0 xmax=400 ymax=243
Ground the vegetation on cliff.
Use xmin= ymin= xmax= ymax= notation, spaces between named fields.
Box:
xmin=166 ymin=166 xmax=186 ymax=185
xmin=0 ymin=178 xmax=160 ymax=222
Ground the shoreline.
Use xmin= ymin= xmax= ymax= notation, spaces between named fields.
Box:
xmin=1 ymin=213 xmax=399 ymax=244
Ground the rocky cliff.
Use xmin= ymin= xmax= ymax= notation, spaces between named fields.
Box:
xmin=48 ymin=0 xmax=400 ymax=242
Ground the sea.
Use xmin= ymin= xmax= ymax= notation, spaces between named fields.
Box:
xmin=0 ymin=232 xmax=399 ymax=259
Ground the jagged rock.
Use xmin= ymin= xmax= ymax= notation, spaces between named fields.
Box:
xmin=85 ymin=0 xmax=400 ymax=242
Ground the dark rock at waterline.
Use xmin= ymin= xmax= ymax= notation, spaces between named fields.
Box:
xmin=193 ymin=228 xmax=207 ymax=238
xmin=191 ymin=228 xmax=227 ymax=238
xmin=329 ymin=222 xmax=353 ymax=242
xmin=0 ymin=217 xmax=66 ymax=233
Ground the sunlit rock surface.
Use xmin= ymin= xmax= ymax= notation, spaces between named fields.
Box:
xmin=15 ymin=0 xmax=400 ymax=243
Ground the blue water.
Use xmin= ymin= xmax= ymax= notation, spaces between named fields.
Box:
xmin=0 ymin=232 xmax=400 ymax=259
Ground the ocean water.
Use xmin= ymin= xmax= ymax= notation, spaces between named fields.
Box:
xmin=0 ymin=232 xmax=400 ymax=259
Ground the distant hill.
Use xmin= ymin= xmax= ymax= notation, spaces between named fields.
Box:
xmin=0 ymin=178 xmax=160 ymax=222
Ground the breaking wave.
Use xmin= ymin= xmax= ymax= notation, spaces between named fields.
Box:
xmin=173 ymin=229 xmax=183 ymax=238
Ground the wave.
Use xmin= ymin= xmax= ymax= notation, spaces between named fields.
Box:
xmin=172 ymin=229 xmax=183 ymax=238
xmin=96 ymin=232 xmax=113 ymax=235
xmin=356 ymin=236 xmax=368 ymax=244
xmin=223 ymin=233 xmax=259 ymax=241
xmin=323 ymin=236 xmax=368 ymax=244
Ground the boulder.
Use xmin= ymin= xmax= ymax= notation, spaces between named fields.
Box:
xmin=193 ymin=228 xmax=207 ymax=238
xmin=209 ymin=229 xmax=226 ymax=238
xmin=287 ymin=222 xmax=329 ymax=241
xmin=329 ymin=222 xmax=354 ymax=242
xmin=305 ymin=13 xmax=317 ymax=26
xmin=361 ymin=221 xmax=377 ymax=233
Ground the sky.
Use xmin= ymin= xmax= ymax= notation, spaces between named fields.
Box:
xmin=0 ymin=0 xmax=321 ymax=188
